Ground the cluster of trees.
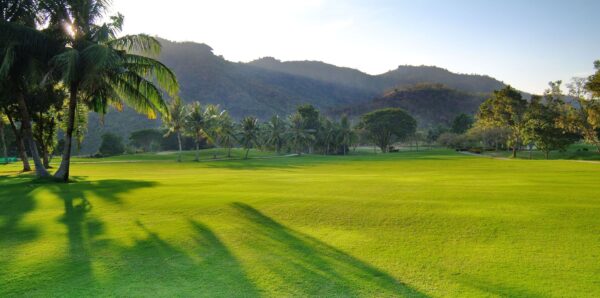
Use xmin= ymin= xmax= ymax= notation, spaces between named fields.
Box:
xmin=437 ymin=62 xmax=600 ymax=158
xmin=0 ymin=1 xmax=178 ymax=181
xmin=107 ymin=104 xmax=418 ymax=160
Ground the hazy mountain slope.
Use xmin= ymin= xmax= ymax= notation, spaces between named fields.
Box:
xmin=249 ymin=58 xmax=507 ymax=95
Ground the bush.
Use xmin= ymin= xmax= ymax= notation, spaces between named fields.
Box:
xmin=99 ymin=133 xmax=125 ymax=156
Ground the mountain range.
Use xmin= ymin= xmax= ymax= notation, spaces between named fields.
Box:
xmin=83 ymin=38 xmax=512 ymax=154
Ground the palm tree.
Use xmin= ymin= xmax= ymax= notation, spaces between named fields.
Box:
xmin=239 ymin=116 xmax=259 ymax=159
xmin=47 ymin=8 xmax=178 ymax=180
xmin=215 ymin=112 xmax=236 ymax=158
xmin=320 ymin=118 xmax=336 ymax=155
xmin=264 ymin=115 xmax=287 ymax=154
xmin=0 ymin=3 xmax=58 ymax=177
xmin=202 ymin=104 xmax=224 ymax=158
xmin=338 ymin=115 xmax=355 ymax=155
xmin=184 ymin=102 xmax=208 ymax=162
xmin=0 ymin=113 xmax=8 ymax=164
xmin=164 ymin=97 xmax=187 ymax=162
xmin=286 ymin=113 xmax=315 ymax=155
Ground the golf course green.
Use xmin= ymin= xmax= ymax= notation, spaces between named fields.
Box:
xmin=1 ymin=149 xmax=599 ymax=297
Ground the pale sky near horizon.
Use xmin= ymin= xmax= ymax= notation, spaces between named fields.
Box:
xmin=108 ymin=0 xmax=600 ymax=94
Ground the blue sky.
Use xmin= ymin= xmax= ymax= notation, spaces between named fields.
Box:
xmin=110 ymin=0 xmax=600 ymax=94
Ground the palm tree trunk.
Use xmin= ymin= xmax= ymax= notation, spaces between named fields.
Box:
xmin=16 ymin=94 xmax=49 ymax=178
xmin=54 ymin=89 xmax=78 ymax=182
xmin=7 ymin=114 xmax=31 ymax=171
xmin=0 ymin=121 xmax=7 ymax=164
xmin=512 ymin=146 xmax=517 ymax=158
xmin=42 ymin=149 xmax=50 ymax=168
xmin=195 ymin=139 xmax=200 ymax=162
xmin=545 ymin=150 xmax=550 ymax=160
xmin=245 ymin=148 xmax=250 ymax=159
xmin=177 ymin=131 xmax=182 ymax=162
xmin=227 ymin=146 xmax=232 ymax=158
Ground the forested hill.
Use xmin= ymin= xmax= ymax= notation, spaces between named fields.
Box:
xmin=330 ymin=84 xmax=487 ymax=127
xmin=82 ymin=38 xmax=510 ymax=154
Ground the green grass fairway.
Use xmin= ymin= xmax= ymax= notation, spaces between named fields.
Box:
xmin=1 ymin=150 xmax=599 ymax=297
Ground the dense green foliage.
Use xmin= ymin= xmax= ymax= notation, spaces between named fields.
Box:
xmin=360 ymin=108 xmax=417 ymax=152
xmin=1 ymin=150 xmax=599 ymax=296
xmin=98 ymin=132 xmax=125 ymax=156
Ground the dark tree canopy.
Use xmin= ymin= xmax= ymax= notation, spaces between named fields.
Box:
xmin=129 ymin=129 xmax=163 ymax=152
xmin=99 ymin=133 xmax=125 ymax=156
xmin=360 ymin=108 xmax=417 ymax=153
xmin=451 ymin=113 xmax=474 ymax=134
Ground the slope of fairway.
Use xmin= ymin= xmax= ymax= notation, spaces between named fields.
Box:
xmin=1 ymin=150 xmax=599 ymax=297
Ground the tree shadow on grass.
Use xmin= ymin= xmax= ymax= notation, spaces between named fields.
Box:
xmin=452 ymin=274 xmax=544 ymax=297
xmin=231 ymin=202 xmax=429 ymax=297
xmin=0 ymin=176 xmax=41 ymax=245
xmin=49 ymin=179 xmax=159 ymax=290
xmin=84 ymin=220 xmax=260 ymax=296
xmin=0 ymin=176 xmax=158 ymax=295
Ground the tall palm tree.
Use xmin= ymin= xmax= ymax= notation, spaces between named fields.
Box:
xmin=320 ymin=117 xmax=336 ymax=155
xmin=239 ymin=116 xmax=259 ymax=159
xmin=184 ymin=101 xmax=208 ymax=162
xmin=264 ymin=115 xmax=287 ymax=154
xmin=215 ymin=112 xmax=236 ymax=158
xmin=49 ymin=7 xmax=179 ymax=180
xmin=164 ymin=97 xmax=187 ymax=162
xmin=338 ymin=115 xmax=355 ymax=155
xmin=286 ymin=113 xmax=315 ymax=155
xmin=0 ymin=113 xmax=7 ymax=164
xmin=0 ymin=3 xmax=59 ymax=177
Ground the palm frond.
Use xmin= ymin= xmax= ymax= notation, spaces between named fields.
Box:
xmin=123 ymin=53 xmax=179 ymax=96
xmin=108 ymin=34 xmax=161 ymax=56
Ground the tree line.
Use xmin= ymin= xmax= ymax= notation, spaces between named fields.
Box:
xmin=99 ymin=103 xmax=418 ymax=161
xmin=435 ymin=63 xmax=600 ymax=158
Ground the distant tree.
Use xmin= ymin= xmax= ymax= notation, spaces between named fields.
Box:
xmin=129 ymin=129 xmax=163 ymax=152
xmin=586 ymin=60 xmax=600 ymax=97
xmin=99 ymin=133 xmax=125 ymax=156
xmin=319 ymin=117 xmax=336 ymax=155
xmin=163 ymin=97 xmax=188 ymax=162
xmin=184 ymin=102 xmax=208 ymax=161
xmin=215 ymin=112 xmax=237 ymax=158
xmin=427 ymin=125 xmax=449 ymax=144
xmin=286 ymin=113 xmax=315 ymax=155
xmin=437 ymin=132 xmax=472 ymax=150
xmin=239 ymin=116 xmax=260 ymax=159
xmin=297 ymin=104 xmax=320 ymax=152
xmin=338 ymin=115 xmax=355 ymax=155
xmin=467 ymin=125 xmax=510 ymax=151
xmin=476 ymin=86 xmax=527 ymax=158
xmin=451 ymin=113 xmax=474 ymax=134
xmin=359 ymin=108 xmax=417 ymax=153
xmin=561 ymin=68 xmax=600 ymax=152
xmin=263 ymin=115 xmax=287 ymax=154
xmin=524 ymin=83 xmax=579 ymax=159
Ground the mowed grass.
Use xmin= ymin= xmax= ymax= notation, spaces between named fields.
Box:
xmin=0 ymin=149 xmax=599 ymax=297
